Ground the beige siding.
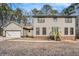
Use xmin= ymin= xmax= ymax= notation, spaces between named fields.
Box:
xmin=33 ymin=17 xmax=76 ymax=37
xmin=23 ymin=29 xmax=27 ymax=37
xmin=27 ymin=30 xmax=33 ymax=36
xmin=23 ymin=29 xmax=33 ymax=37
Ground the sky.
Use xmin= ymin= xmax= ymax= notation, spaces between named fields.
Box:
xmin=11 ymin=3 xmax=71 ymax=13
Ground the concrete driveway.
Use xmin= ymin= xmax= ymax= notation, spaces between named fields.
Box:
xmin=0 ymin=37 xmax=79 ymax=56
xmin=0 ymin=36 xmax=13 ymax=41
xmin=0 ymin=39 xmax=78 ymax=56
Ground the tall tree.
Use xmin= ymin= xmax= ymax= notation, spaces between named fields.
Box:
xmin=0 ymin=3 xmax=11 ymax=26
xmin=62 ymin=3 xmax=76 ymax=15
xmin=14 ymin=8 xmax=23 ymax=23
xmin=40 ymin=4 xmax=58 ymax=15
xmin=0 ymin=3 xmax=28 ymax=26
xmin=41 ymin=4 xmax=52 ymax=15
xmin=32 ymin=8 xmax=39 ymax=15
xmin=51 ymin=9 xmax=58 ymax=15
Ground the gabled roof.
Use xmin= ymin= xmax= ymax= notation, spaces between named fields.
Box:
xmin=1 ymin=21 xmax=33 ymax=30
xmin=1 ymin=21 xmax=23 ymax=28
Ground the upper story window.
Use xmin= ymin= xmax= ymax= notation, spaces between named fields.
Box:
xmin=53 ymin=17 xmax=57 ymax=22
xmin=37 ymin=18 xmax=45 ymax=23
xmin=65 ymin=18 xmax=72 ymax=23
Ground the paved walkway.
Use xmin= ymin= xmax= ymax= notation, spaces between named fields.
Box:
xmin=0 ymin=36 xmax=78 ymax=43
xmin=7 ymin=38 xmax=76 ymax=43
xmin=8 ymin=39 xmax=57 ymax=42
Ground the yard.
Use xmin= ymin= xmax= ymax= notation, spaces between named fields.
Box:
xmin=0 ymin=38 xmax=79 ymax=56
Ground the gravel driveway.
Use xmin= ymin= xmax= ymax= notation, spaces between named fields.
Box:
xmin=0 ymin=38 xmax=79 ymax=56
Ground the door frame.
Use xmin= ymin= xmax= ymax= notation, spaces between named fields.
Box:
xmin=5 ymin=30 xmax=21 ymax=38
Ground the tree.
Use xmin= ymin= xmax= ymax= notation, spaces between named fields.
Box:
xmin=14 ymin=8 xmax=23 ymax=23
xmin=0 ymin=3 xmax=11 ymax=26
xmin=32 ymin=8 xmax=39 ymax=15
xmin=62 ymin=3 xmax=76 ymax=15
xmin=21 ymin=15 xmax=27 ymax=25
xmin=51 ymin=10 xmax=58 ymax=15
xmin=62 ymin=8 xmax=68 ymax=15
xmin=0 ymin=3 xmax=28 ymax=26
xmin=40 ymin=4 xmax=58 ymax=15
xmin=41 ymin=4 xmax=52 ymax=15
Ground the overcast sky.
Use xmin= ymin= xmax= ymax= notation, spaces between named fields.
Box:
xmin=11 ymin=3 xmax=71 ymax=13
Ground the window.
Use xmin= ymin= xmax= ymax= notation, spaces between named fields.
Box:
xmin=65 ymin=18 xmax=72 ymax=23
xmin=53 ymin=17 xmax=57 ymax=22
xmin=37 ymin=18 xmax=45 ymax=23
xmin=42 ymin=27 xmax=46 ymax=35
xmin=64 ymin=27 xmax=68 ymax=35
xmin=36 ymin=27 xmax=40 ymax=35
xmin=70 ymin=27 xmax=74 ymax=35
xmin=42 ymin=18 xmax=45 ymax=23
xmin=52 ymin=27 xmax=59 ymax=33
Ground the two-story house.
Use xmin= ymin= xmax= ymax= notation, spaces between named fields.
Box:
xmin=32 ymin=15 xmax=76 ymax=40
xmin=1 ymin=15 xmax=76 ymax=40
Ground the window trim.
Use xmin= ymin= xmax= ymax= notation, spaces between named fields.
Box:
xmin=36 ymin=27 xmax=40 ymax=35
xmin=70 ymin=27 xmax=74 ymax=35
xmin=37 ymin=18 xmax=45 ymax=23
xmin=64 ymin=27 xmax=68 ymax=35
xmin=42 ymin=27 xmax=46 ymax=35
xmin=65 ymin=18 xmax=72 ymax=23
xmin=53 ymin=17 xmax=57 ymax=22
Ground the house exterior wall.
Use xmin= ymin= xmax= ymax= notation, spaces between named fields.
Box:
xmin=23 ymin=29 xmax=33 ymax=37
xmin=33 ymin=17 xmax=76 ymax=40
xmin=27 ymin=30 xmax=33 ymax=37
xmin=23 ymin=29 xmax=27 ymax=37
xmin=3 ymin=23 xmax=23 ymax=37
xmin=76 ymin=16 xmax=79 ymax=38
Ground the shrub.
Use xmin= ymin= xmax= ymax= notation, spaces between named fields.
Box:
xmin=49 ymin=27 xmax=61 ymax=41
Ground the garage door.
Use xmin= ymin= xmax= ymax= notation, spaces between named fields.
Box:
xmin=6 ymin=31 xmax=21 ymax=38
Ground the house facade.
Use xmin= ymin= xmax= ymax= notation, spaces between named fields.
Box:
xmin=1 ymin=15 xmax=76 ymax=40
xmin=32 ymin=15 xmax=76 ymax=40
